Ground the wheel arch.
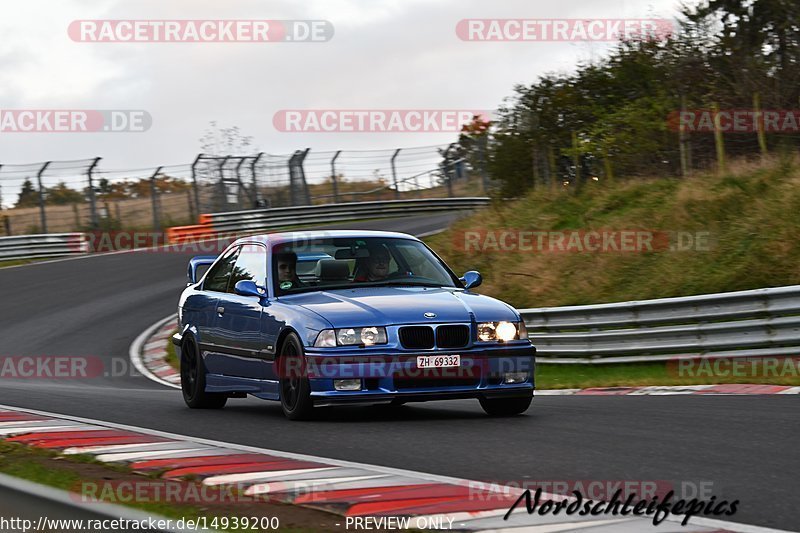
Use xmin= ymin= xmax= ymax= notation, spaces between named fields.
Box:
xmin=275 ymin=326 xmax=303 ymax=359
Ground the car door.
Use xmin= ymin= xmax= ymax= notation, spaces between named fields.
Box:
xmin=198 ymin=245 xmax=240 ymax=375
xmin=211 ymin=243 xmax=270 ymax=379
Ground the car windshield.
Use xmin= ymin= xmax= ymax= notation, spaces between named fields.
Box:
xmin=271 ymin=237 xmax=460 ymax=295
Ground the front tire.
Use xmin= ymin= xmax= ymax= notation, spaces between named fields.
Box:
xmin=181 ymin=337 xmax=227 ymax=409
xmin=479 ymin=395 xmax=532 ymax=417
xmin=277 ymin=333 xmax=315 ymax=421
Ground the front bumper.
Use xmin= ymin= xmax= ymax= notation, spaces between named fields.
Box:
xmin=301 ymin=343 xmax=535 ymax=406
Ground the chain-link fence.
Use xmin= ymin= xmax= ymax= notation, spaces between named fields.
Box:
xmin=0 ymin=144 xmax=486 ymax=237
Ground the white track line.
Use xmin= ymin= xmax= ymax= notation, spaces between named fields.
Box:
xmin=129 ymin=314 xmax=181 ymax=390
xmin=202 ymin=467 xmax=339 ymax=486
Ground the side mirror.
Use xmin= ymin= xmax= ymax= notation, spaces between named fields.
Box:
xmin=234 ymin=280 xmax=265 ymax=298
xmin=460 ymin=271 xmax=482 ymax=290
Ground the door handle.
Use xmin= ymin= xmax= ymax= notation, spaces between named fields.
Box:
xmin=216 ymin=306 xmax=225 ymax=315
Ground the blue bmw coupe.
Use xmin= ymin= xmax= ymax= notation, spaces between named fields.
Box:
xmin=174 ymin=230 xmax=535 ymax=420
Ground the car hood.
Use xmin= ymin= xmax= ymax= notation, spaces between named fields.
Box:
xmin=284 ymin=287 xmax=519 ymax=328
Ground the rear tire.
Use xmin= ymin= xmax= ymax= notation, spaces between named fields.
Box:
xmin=277 ymin=333 xmax=315 ymax=421
xmin=479 ymin=395 xmax=532 ymax=417
xmin=181 ymin=337 xmax=227 ymax=409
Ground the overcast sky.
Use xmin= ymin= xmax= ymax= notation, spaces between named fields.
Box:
xmin=0 ymin=0 xmax=693 ymax=173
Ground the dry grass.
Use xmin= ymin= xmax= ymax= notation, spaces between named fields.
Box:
xmin=427 ymin=156 xmax=800 ymax=308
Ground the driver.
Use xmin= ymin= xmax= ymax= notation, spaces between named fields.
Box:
xmin=354 ymin=246 xmax=391 ymax=282
xmin=275 ymin=251 xmax=304 ymax=291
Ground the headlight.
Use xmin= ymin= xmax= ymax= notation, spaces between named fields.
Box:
xmin=314 ymin=327 xmax=388 ymax=347
xmin=477 ymin=321 xmax=522 ymax=342
xmin=496 ymin=321 xmax=518 ymax=341
xmin=477 ymin=322 xmax=496 ymax=342
xmin=314 ymin=330 xmax=336 ymax=347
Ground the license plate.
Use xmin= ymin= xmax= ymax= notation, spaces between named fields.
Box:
xmin=416 ymin=355 xmax=460 ymax=369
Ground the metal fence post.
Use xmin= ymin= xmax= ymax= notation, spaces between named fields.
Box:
xmin=331 ymin=150 xmax=341 ymax=203
xmin=299 ymin=148 xmax=311 ymax=205
xmin=217 ymin=156 xmax=230 ymax=211
xmin=712 ymin=102 xmax=726 ymax=175
xmin=288 ymin=149 xmax=311 ymax=206
xmin=251 ymin=152 xmax=263 ymax=207
xmin=191 ymin=153 xmax=202 ymax=218
xmin=287 ymin=153 xmax=296 ymax=206
xmin=235 ymin=156 xmax=247 ymax=209
xmin=36 ymin=161 xmax=51 ymax=233
xmin=87 ymin=157 xmax=101 ymax=229
xmin=390 ymin=149 xmax=401 ymax=199
xmin=150 ymin=166 xmax=163 ymax=232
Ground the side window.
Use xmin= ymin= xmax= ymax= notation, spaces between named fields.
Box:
xmin=228 ymin=244 xmax=267 ymax=292
xmin=203 ymin=247 xmax=240 ymax=293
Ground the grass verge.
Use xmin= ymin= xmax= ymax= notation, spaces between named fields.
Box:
xmin=536 ymin=359 xmax=800 ymax=389
xmin=0 ymin=440 xmax=340 ymax=532
xmin=0 ymin=257 xmax=50 ymax=269
xmin=426 ymin=156 xmax=800 ymax=308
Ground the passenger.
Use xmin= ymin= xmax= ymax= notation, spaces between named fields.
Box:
xmin=354 ymin=246 xmax=391 ymax=282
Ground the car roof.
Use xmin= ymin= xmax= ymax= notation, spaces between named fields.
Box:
xmin=233 ymin=230 xmax=421 ymax=247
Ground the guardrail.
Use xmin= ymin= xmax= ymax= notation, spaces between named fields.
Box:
xmin=0 ymin=233 xmax=89 ymax=261
xmin=169 ymin=197 xmax=491 ymax=242
xmin=519 ymin=285 xmax=800 ymax=364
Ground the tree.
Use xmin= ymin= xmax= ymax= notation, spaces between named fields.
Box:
xmin=46 ymin=182 xmax=84 ymax=205
xmin=15 ymin=179 xmax=39 ymax=208
xmin=683 ymin=0 xmax=800 ymax=105
xmin=199 ymin=121 xmax=255 ymax=156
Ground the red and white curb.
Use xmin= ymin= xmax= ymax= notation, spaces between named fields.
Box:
xmin=537 ymin=384 xmax=800 ymax=396
xmin=131 ymin=315 xmax=180 ymax=389
xmin=0 ymin=404 xmax=791 ymax=533
xmin=134 ymin=316 xmax=800 ymax=397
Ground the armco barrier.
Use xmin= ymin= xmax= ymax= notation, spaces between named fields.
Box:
xmin=165 ymin=198 xmax=491 ymax=244
xmin=0 ymin=233 xmax=88 ymax=261
xmin=520 ymin=285 xmax=800 ymax=363
xmin=164 ymin=225 xmax=217 ymax=244
xmin=199 ymin=197 xmax=491 ymax=235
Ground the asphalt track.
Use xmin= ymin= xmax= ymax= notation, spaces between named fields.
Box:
xmin=0 ymin=213 xmax=797 ymax=531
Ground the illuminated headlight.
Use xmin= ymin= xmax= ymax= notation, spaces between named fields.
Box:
xmin=496 ymin=322 xmax=518 ymax=341
xmin=314 ymin=327 xmax=388 ymax=347
xmin=477 ymin=321 xmax=520 ymax=342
